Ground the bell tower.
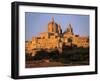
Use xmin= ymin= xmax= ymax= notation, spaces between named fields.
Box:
xmin=66 ymin=24 xmax=73 ymax=35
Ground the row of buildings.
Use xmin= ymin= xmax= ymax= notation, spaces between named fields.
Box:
xmin=25 ymin=17 xmax=89 ymax=56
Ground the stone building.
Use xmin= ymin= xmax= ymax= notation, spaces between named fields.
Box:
xmin=25 ymin=17 xmax=89 ymax=56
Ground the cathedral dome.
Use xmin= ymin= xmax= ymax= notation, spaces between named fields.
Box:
xmin=48 ymin=17 xmax=57 ymax=33
xmin=48 ymin=17 xmax=62 ymax=34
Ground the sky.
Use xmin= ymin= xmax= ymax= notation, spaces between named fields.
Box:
xmin=25 ymin=12 xmax=89 ymax=41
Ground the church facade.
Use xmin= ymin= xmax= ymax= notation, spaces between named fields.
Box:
xmin=25 ymin=18 xmax=89 ymax=56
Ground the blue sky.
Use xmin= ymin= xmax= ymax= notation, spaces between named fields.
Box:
xmin=25 ymin=12 xmax=89 ymax=41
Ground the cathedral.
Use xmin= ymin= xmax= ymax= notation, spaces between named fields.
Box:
xmin=25 ymin=17 xmax=89 ymax=56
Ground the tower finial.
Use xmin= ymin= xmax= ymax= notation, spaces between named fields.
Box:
xmin=52 ymin=17 xmax=54 ymax=22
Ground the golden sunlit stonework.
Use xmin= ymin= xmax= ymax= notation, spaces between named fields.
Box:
xmin=25 ymin=17 xmax=89 ymax=56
